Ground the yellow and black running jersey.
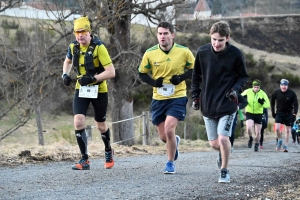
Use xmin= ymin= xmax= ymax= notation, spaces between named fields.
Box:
xmin=138 ymin=43 xmax=195 ymax=100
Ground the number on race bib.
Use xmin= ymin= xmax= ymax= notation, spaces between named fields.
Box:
xmin=79 ymin=85 xmax=99 ymax=98
xmin=157 ymin=84 xmax=175 ymax=96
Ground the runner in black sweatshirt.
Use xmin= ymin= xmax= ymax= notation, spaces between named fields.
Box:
xmin=271 ymin=79 xmax=298 ymax=152
xmin=191 ymin=21 xmax=249 ymax=183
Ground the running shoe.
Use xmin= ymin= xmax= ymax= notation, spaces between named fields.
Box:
xmin=248 ymin=138 xmax=253 ymax=148
xmin=72 ymin=158 xmax=90 ymax=170
xmin=259 ymin=145 xmax=263 ymax=149
xmin=104 ymin=149 xmax=114 ymax=169
xmin=174 ymin=135 xmax=180 ymax=161
xmin=216 ymin=152 xmax=222 ymax=169
xmin=164 ymin=161 xmax=175 ymax=174
xmin=218 ymin=168 xmax=230 ymax=183
xmin=276 ymin=140 xmax=283 ymax=151
xmin=254 ymin=143 xmax=259 ymax=152
xmin=283 ymin=146 xmax=288 ymax=152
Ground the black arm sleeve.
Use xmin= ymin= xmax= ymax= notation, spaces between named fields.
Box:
xmin=271 ymin=91 xmax=276 ymax=115
xmin=293 ymin=93 xmax=298 ymax=115
xmin=191 ymin=52 xmax=202 ymax=97
xmin=238 ymin=94 xmax=248 ymax=110
xmin=139 ymin=73 xmax=155 ymax=87
xmin=182 ymin=69 xmax=193 ymax=80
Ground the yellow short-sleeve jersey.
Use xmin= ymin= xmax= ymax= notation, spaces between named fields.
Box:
xmin=138 ymin=43 xmax=195 ymax=100
xmin=68 ymin=41 xmax=112 ymax=93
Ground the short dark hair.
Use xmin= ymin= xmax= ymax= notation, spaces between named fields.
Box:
xmin=157 ymin=21 xmax=174 ymax=34
xmin=210 ymin=21 xmax=230 ymax=37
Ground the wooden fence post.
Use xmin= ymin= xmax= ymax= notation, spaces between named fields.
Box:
xmin=184 ymin=122 xmax=187 ymax=143
xmin=142 ymin=111 xmax=147 ymax=145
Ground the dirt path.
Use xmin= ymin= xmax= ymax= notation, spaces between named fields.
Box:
xmin=1 ymin=136 xmax=299 ymax=200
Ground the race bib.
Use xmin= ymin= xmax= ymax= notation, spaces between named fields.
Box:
xmin=79 ymin=85 xmax=98 ymax=98
xmin=157 ymin=84 xmax=175 ymax=96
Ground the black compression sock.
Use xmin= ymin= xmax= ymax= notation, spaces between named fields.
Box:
xmin=75 ymin=129 xmax=88 ymax=159
xmin=101 ymin=128 xmax=111 ymax=151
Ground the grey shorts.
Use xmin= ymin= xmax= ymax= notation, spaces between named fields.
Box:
xmin=203 ymin=112 xmax=236 ymax=141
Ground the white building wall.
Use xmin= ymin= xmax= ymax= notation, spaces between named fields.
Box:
xmin=0 ymin=4 xmax=80 ymax=21
xmin=194 ymin=10 xmax=211 ymax=19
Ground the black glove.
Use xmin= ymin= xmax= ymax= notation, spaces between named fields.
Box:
xmin=78 ymin=76 xmax=95 ymax=86
xmin=191 ymin=94 xmax=200 ymax=110
xmin=272 ymin=113 xmax=276 ymax=119
xmin=154 ymin=77 xmax=164 ymax=87
xmin=62 ymin=74 xmax=72 ymax=86
xmin=292 ymin=115 xmax=296 ymax=123
xmin=170 ymin=75 xmax=184 ymax=85
xmin=226 ymin=89 xmax=237 ymax=101
xmin=192 ymin=98 xmax=200 ymax=110
xmin=258 ymin=98 xmax=265 ymax=105
xmin=240 ymin=120 xmax=244 ymax=128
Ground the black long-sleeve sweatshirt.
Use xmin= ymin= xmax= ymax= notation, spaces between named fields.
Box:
xmin=271 ymin=88 xmax=298 ymax=115
xmin=191 ymin=43 xmax=249 ymax=118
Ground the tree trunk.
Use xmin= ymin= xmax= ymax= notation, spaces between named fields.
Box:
xmin=120 ymin=99 xmax=134 ymax=145
xmin=108 ymin=0 xmax=135 ymax=146
xmin=34 ymin=102 xmax=44 ymax=146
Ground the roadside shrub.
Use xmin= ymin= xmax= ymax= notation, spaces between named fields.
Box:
xmin=176 ymin=116 xmax=208 ymax=141
xmin=54 ymin=128 xmax=76 ymax=145
xmin=271 ymin=72 xmax=300 ymax=88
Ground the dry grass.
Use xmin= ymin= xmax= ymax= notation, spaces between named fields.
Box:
xmin=0 ymin=112 xmax=212 ymax=166
xmin=0 ymin=134 xmax=211 ymax=167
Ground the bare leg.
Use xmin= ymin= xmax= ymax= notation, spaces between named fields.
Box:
xmin=209 ymin=135 xmax=231 ymax=169
xmin=275 ymin=123 xmax=282 ymax=139
xmin=285 ymin=126 xmax=291 ymax=147
xmin=156 ymin=116 xmax=178 ymax=161
xmin=254 ymin=124 xmax=262 ymax=144
xmin=246 ymin=120 xmax=254 ymax=138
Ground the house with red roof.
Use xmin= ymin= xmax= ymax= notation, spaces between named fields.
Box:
xmin=177 ymin=0 xmax=211 ymax=20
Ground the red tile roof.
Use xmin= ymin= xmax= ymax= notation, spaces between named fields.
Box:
xmin=195 ymin=0 xmax=210 ymax=12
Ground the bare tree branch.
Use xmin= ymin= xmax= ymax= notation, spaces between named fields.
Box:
xmin=0 ymin=0 xmax=23 ymax=12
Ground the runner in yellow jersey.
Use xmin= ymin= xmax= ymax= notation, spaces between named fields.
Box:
xmin=138 ymin=21 xmax=195 ymax=174
xmin=62 ymin=16 xmax=115 ymax=170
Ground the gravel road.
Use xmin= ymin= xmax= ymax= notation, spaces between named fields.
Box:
xmin=1 ymin=139 xmax=299 ymax=200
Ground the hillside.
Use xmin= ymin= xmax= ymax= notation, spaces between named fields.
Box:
xmin=229 ymin=38 xmax=300 ymax=75
xmin=177 ymin=15 xmax=300 ymax=57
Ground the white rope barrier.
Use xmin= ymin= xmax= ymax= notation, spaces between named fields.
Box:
xmin=85 ymin=113 xmax=148 ymax=145
xmin=111 ymin=115 xmax=143 ymax=124
xmin=86 ymin=114 xmax=144 ymax=129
